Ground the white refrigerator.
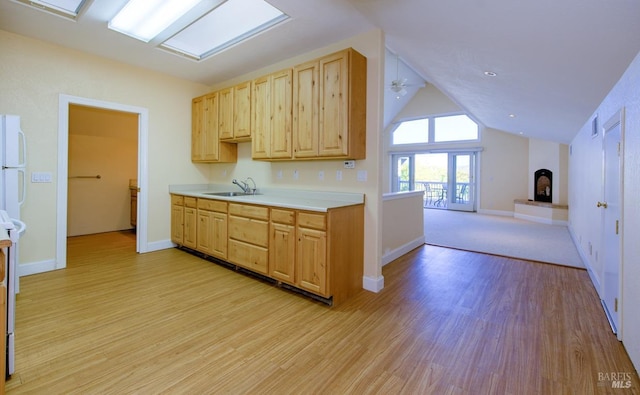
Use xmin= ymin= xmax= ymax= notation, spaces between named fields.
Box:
xmin=1 ymin=114 xmax=27 ymax=378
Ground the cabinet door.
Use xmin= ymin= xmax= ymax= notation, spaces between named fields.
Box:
xmin=211 ymin=212 xmax=228 ymax=259
xmin=270 ymin=69 xmax=293 ymax=158
xmin=252 ymin=75 xmax=270 ymax=159
xmin=171 ymin=204 xmax=184 ymax=244
xmin=318 ymin=51 xmax=349 ymax=157
xmin=183 ymin=207 xmax=197 ymax=249
xmin=202 ymin=92 xmax=219 ymax=161
xmin=293 ymin=60 xmax=319 ymax=158
xmin=218 ymin=87 xmax=233 ymax=140
xmin=270 ymin=222 xmax=295 ymax=283
xmin=197 ymin=210 xmax=213 ymax=254
xmin=297 ymin=227 xmax=327 ymax=296
xmin=191 ymin=96 xmax=204 ymax=161
xmin=233 ymin=81 xmax=252 ymax=140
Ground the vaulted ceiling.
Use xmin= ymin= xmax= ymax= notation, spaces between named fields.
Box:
xmin=1 ymin=0 xmax=639 ymax=143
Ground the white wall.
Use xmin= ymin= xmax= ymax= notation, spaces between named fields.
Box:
xmin=569 ymin=50 xmax=640 ymax=371
xmin=0 ymin=29 xmax=210 ymax=266
xmin=528 ymin=138 xmax=569 ymax=205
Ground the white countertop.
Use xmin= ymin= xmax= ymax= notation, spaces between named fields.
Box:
xmin=169 ymin=184 xmax=365 ymax=212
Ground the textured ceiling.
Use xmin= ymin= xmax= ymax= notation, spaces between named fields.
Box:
xmin=1 ymin=0 xmax=639 ymax=143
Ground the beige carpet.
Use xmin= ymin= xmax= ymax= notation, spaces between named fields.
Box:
xmin=424 ymin=209 xmax=584 ymax=268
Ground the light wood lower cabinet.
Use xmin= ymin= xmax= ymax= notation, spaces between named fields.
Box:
xmin=228 ymin=203 xmax=269 ymax=275
xmin=197 ymin=199 xmax=228 ymax=259
xmin=183 ymin=197 xmax=198 ymax=250
xmin=171 ymin=195 xmax=184 ymax=244
xmin=171 ymin=195 xmax=364 ymax=305
xmin=170 ymin=195 xmax=197 ymax=249
xmin=269 ymin=209 xmax=296 ymax=283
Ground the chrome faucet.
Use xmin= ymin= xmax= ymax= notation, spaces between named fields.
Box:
xmin=232 ymin=177 xmax=257 ymax=194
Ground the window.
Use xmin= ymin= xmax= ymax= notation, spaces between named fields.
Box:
xmin=392 ymin=118 xmax=429 ymax=145
xmin=391 ymin=114 xmax=479 ymax=146
xmin=434 ymin=114 xmax=479 ymax=142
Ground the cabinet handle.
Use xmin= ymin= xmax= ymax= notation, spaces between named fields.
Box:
xmin=597 ymin=201 xmax=608 ymax=208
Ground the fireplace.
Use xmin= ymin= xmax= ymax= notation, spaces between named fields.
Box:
xmin=534 ymin=169 xmax=552 ymax=203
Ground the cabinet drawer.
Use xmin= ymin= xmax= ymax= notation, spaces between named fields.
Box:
xmin=229 ymin=203 xmax=269 ymax=220
xmin=271 ymin=208 xmax=295 ymax=225
xmin=297 ymin=212 xmax=326 ymax=230
xmin=184 ymin=197 xmax=197 ymax=208
xmin=228 ymin=216 xmax=269 ymax=247
xmin=198 ymin=199 xmax=227 ymax=212
xmin=228 ymin=240 xmax=268 ymax=275
xmin=171 ymin=195 xmax=184 ymax=206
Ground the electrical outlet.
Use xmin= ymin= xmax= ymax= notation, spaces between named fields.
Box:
xmin=336 ymin=170 xmax=342 ymax=181
xmin=344 ymin=160 xmax=355 ymax=169
xmin=318 ymin=171 xmax=324 ymax=181
xmin=277 ymin=170 xmax=283 ymax=179
xmin=293 ymin=170 xmax=299 ymax=180
xmin=357 ymin=170 xmax=367 ymax=182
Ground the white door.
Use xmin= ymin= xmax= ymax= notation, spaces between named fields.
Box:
xmin=601 ymin=109 xmax=624 ymax=337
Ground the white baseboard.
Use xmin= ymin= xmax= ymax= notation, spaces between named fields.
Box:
xmin=477 ymin=209 xmax=513 ymax=217
xmin=382 ymin=236 xmax=425 ymax=266
xmin=18 ymin=259 xmax=60 ymax=279
xmin=145 ymin=239 xmax=175 ymax=252
xmin=568 ymin=226 xmax=600 ymax=295
xmin=363 ymin=275 xmax=384 ymax=293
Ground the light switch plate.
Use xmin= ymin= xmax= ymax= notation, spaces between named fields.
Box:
xmin=32 ymin=172 xmax=52 ymax=183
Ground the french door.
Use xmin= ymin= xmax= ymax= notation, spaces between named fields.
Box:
xmin=392 ymin=151 xmax=476 ymax=212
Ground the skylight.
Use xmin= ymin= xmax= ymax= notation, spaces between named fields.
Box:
xmin=162 ymin=0 xmax=288 ymax=60
xmin=14 ymin=0 xmax=87 ymax=19
xmin=108 ymin=0 xmax=202 ymax=43
xmin=107 ymin=0 xmax=288 ymax=61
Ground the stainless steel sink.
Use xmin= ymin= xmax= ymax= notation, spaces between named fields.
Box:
xmin=203 ymin=191 xmax=255 ymax=197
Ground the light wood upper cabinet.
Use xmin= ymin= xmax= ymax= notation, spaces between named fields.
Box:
xmin=219 ymin=81 xmax=251 ymax=142
xmin=191 ymin=92 xmax=237 ymax=163
xmin=293 ymin=48 xmax=366 ymax=160
xmin=191 ymin=47 xmax=366 ymax=162
xmin=292 ymin=60 xmax=319 ymax=158
xmin=252 ymin=69 xmax=293 ymax=160
xmin=251 ymin=75 xmax=270 ymax=159
xmin=218 ymin=87 xmax=233 ymax=140
xmin=231 ymin=81 xmax=252 ymax=141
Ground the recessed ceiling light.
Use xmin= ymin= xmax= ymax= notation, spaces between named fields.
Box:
xmin=484 ymin=71 xmax=497 ymax=77
xmin=509 ymin=114 xmax=516 ymax=118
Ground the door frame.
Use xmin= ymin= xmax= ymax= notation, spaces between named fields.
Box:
xmin=600 ymin=108 xmax=625 ymax=339
xmin=56 ymin=94 xmax=149 ymax=269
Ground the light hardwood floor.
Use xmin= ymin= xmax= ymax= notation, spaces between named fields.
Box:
xmin=6 ymin=231 xmax=639 ymax=394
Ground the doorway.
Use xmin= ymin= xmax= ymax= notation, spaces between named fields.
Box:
xmin=392 ymin=151 xmax=476 ymax=211
xmin=56 ymin=94 xmax=149 ymax=270
xmin=600 ymin=109 xmax=624 ymax=338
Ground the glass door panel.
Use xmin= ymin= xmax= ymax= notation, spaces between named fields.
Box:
xmin=447 ymin=153 xmax=475 ymax=211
